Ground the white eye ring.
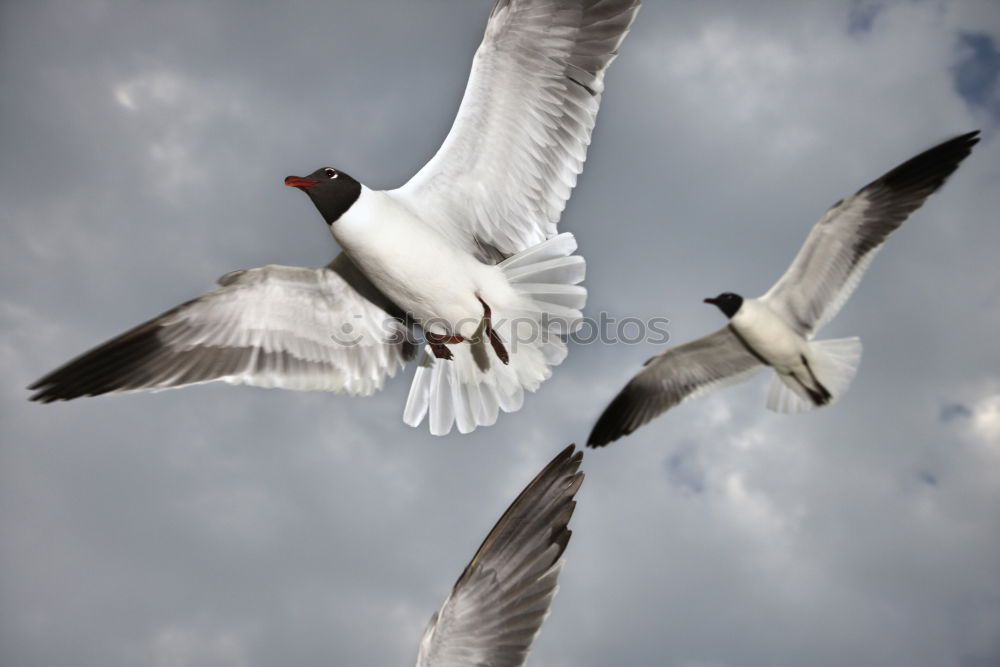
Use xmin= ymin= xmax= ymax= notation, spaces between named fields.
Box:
xmin=324 ymin=168 xmax=338 ymax=179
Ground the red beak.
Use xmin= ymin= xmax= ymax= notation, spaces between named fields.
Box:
xmin=284 ymin=175 xmax=320 ymax=191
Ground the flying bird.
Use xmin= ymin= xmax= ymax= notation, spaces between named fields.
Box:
xmin=27 ymin=0 xmax=641 ymax=435
xmin=416 ymin=444 xmax=583 ymax=667
xmin=588 ymin=131 xmax=980 ymax=447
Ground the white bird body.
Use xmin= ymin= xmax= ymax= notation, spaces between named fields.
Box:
xmin=332 ymin=187 xmax=515 ymax=339
xmin=730 ymin=297 xmax=842 ymax=407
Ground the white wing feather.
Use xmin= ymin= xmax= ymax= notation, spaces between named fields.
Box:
xmin=763 ymin=131 xmax=980 ymax=336
xmin=29 ymin=254 xmax=416 ymax=401
xmin=395 ymin=0 xmax=640 ymax=259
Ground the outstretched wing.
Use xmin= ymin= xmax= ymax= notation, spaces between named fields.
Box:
xmin=28 ymin=254 xmax=416 ymax=401
xmin=587 ymin=327 xmax=764 ymax=447
xmin=763 ymin=131 xmax=980 ymax=336
xmin=416 ymin=445 xmax=583 ymax=667
xmin=395 ymin=0 xmax=641 ymax=259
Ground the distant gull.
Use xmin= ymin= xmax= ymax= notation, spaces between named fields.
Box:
xmin=416 ymin=444 xmax=583 ymax=666
xmin=588 ymin=131 xmax=980 ymax=447
xmin=28 ymin=0 xmax=641 ymax=436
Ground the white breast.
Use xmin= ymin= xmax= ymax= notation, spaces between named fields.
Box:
xmin=331 ymin=187 xmax=504 ymax=337
xmin=730 ymin=298 xmax=806 ymax=370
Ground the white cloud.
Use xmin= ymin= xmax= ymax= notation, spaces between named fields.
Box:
xmin=148 ymin=625 xmax=251 ymax=667
xmin=971 ymin=392 xmax=1000 ymax=446
xmin=110 ymin=70 xmax=250 ymax=198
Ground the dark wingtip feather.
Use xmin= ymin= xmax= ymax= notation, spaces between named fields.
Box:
xmin=27 ymin=322 xmax=166 ymax=403
xmin=587 ymin=384 xmax=644 ymax=448
xmin=454 ymin=444 xmax=583 ymax=590
xmin=555 ymin=527 xmax=572 ymax=554
xmin=866 ymin=130 xmax=980 ymax=197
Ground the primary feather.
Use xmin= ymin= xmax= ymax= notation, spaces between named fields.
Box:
xmin=416 ymin=444 xmax=583 ymax=667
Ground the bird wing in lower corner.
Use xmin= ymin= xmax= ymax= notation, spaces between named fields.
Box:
xmin=416 ymin=444 xmax=583 ymax=667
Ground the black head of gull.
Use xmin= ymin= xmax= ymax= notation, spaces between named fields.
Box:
xmin=284 ymin=167 xmax=361 ymax=224
xmin=704 ymin=292 xmax=744 ymax=318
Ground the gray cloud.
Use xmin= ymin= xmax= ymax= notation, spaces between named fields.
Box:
xmin=941 ymin=402 xmax=974 ymax=422
xmin=2 ymin=1 xmax=999 ymax=666
xmin=954 ymin=32 xmax=1000 ymax=120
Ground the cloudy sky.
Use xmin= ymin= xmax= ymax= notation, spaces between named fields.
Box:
xmin=2 ymin=1 xmax=999 ymax=665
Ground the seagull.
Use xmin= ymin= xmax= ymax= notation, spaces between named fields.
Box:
xmin=588 ymin=131 xmax=980 ymax=448
xmin=416 ymin=444 xmax=583 ymax=667
xmin=27 ymin=0 xmax=641 ymax=436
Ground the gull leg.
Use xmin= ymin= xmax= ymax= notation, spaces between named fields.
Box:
xmin=426 ymin=332 xmax=464 ymax=361
xmin=477 ymin=297 xmax=509 ymax=365
xmin=799 ymin=356 xmax=832 ymax=405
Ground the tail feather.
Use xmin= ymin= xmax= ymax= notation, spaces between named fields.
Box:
xmin=500 ymin=256 xmax=586 ymax=284
xmin=766 ymin=336 xmax=862 ymax=414
xmin=512 ymin=283 xmax=587 ymax=310
xmin=495 ymin=233 xmax=579 ymax=271
xmin=809 ymin=336 xmax=862 ymax=399
xmin=403 ymin=233 xmax=585 ymax=435
xmin=766 ymin=374 xmax=810 ymax=414
xmin=402 ymin=353 xmax=432 ymax=426
xmin=430 ymin=360 xmax=453 ymax=436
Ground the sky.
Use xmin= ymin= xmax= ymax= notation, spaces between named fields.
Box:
xmin=1 ymin=1 xmax=999 ymax=665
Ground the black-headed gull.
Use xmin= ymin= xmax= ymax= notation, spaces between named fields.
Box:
xmin=588 ymin=131 xmax=980 ymax=447
xmin=29 ymin=0 xmax=641 ymax=436
xmin=416 ymin=444 xmax=583 ymax=666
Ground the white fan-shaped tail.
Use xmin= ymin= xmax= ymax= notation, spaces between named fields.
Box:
xmin=766 ymin=336 xmax=862 ymax=413
xmin=809 ymin=335 xmax=863 ymax=398
xmin=404 ymin=233 xmax=586 ymax=435
xmin=766 ymin=373 xmax=812 ymax=414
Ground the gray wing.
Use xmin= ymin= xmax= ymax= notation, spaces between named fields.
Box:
xmin=28 ymin=254 xmax=417 ymax=402
xmin=395 ymin=0 xmax=640 ymax=259
xmin=762 ymin=131 xmax=980 ymax=336
xmin=587 ymin=327 xmax=765 ymax=447
xmin=415 ymin=445 xmax=583 ymax=667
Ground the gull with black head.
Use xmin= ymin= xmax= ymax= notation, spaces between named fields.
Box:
xmin=588 ymin=130 xmax=980 ymax=447
xmin=28 ymin=0 xmax=642 ymax=436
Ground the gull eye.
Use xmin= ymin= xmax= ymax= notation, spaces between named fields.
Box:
xmin=324 ymin=168 xmax=338 ymax=179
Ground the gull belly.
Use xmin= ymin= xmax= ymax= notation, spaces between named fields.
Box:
xmin=331 ymin=187 xmax=511 ymax=339
xmin=729 ymin=298 xmax=807 ymax=374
